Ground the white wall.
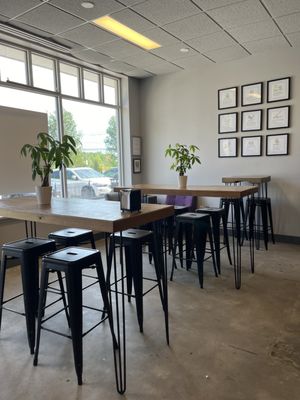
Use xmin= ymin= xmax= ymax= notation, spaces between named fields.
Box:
xmin=139 ymin=48 xmax=300 ymax=238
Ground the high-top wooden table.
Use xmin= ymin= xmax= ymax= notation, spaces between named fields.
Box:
xmin=0 ymin=196 xmax=173 ymax=394
xmin=115 ymin=184 xmax=258 ymax=290
xmin=222 ymin=175 xmax=271 ymax=197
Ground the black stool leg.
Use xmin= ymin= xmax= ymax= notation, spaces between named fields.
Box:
xmin=194 ymin=224 xmax=207 ymax=289
xmin=267 ymin=201 xmax=275 ymax=244
xmin=185 ymin=224 xmax=193 ymax=270
xmin=261 ymin=203 xmax=269 ymax=250
xmin=21 ymin=254 xmax=39 ymax=354
xmin=0 ymin=253 xmax=7 ymax=330
xmin=57 ymin=271 xmax=70 ymax=327
xmin=222 ymin=214 xmax=232 ymax=265
xmin=124 ymin=246 xmax=133 ymax=302
xmin=170 ymin=223 xmax=181 ymax=281
xmin=90 ymin=235 xmax=96 ymax=249
xmin=65 ymin=268 xmax=83 ymax=385
xmin=130 ymin=242 xmax=143 ymax=333
xmin=207 ymin=221 xmax=218 ymax=277
xmin=178 ymin=224 xmax=184 ymax=269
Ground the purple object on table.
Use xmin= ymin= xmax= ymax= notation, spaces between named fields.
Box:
xmin=165 ymin=195 xmax=196 ymax=211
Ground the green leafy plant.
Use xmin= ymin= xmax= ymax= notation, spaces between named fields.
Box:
xmin=165 ymin=143 xmax=201 ymax=176
xmin=20 ymin=132 xmax=78 ymax=187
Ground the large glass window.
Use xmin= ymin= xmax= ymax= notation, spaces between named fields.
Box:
xmin=103 ymin=76 xmax=118 ymax=105
xmin=59 ymin=62 xmax=79 ymax=97
xmin=0 ymin=44 xmax=27 ymax=84
xmin=61 ymin=99 xmax=119 ymax=199
xmin=83 ymin=70 xmax=99 ymax=102
xmin=32 ymin=54 xmax=55 ymax=91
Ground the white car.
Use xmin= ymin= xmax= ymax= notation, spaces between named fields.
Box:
xmin=52 ymin=167 xmax=111 ymax=199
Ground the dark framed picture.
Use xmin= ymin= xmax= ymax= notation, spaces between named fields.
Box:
xmin=241 ymin=109 xmax=262 ymax=131
xmin=267 ymin=106 xmax=290 ymax=129
xmin=218 ymin=137 xmax=238 ymax=158
xmin=132 ymin=158 xmax=141 ymax=173
xmin=218 ymin=86 xmax=238 ymax=109
xmin=267 ymin=77 xmax=291 ymax=103
xmin=218 ymin=112 xmax=238 ymax=134
xmin=266 ymin=133 xmax=289 ymax=156
xmin=241 ymin=135 xmax=262 ymax=157
xmin=242 ymin=82 xmax=263 ymax=106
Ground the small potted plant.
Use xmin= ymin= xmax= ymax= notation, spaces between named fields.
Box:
xmin=165 ymin=143 xmax=201 ymax=188
xmin=21 ymin=132 xmax=77 ymax=205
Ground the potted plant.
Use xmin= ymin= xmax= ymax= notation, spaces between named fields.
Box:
xmin=165 ymin=143 xmax=201 ymax=188
xmin=21 ymin=132 xmax=77 ymax=205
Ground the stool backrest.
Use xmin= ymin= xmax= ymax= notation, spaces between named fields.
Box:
xmin=165 ymin=195 xmax=197 ymax=211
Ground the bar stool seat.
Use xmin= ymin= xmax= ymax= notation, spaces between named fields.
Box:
xmin=48 ymin=228 xmax=96 ymax=249
xmin=0 ymin=237 xmax=56 ymax=354
xmin=170 ymin=213 xmax=217 ymax=288
xmin=107 ymin=229 xmax=166 ymax=335
xmin=196 ymin=207 xmax=232 ymax=273
xmin=34 ymin=247 xmax=115 ymax=385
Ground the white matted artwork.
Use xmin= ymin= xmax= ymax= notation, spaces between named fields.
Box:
xmin=266 ymin=133 xmax=289 ymax=156
xmin=241 ymin=135 xmax=262 ymax=157
xmin=218 ymin=137 xmax=237 ymax=158
xmin=132 ymin=158 xmax=141 ymax=173
xmin=132 ymin=136 xmax=142 ymax=156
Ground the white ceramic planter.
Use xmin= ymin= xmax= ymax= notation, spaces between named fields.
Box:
xmin=35 ymin=186 xmax=52 ymax=205
xmin=178 ymin=175 xmax=188 ymax=189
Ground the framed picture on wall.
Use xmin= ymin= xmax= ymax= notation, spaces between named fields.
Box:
xmin=241 ymin=135 xmax=262 ymax=157
xmin=132 ymin=136 xmax=142 ymax=156
xmin=218 ymin=137 xmax=238 ymax=158
xmin=267 ymin=106 xmax=290 ymax=129
xmin=241 ymin=110 xmax=262 ymax=131
xmin=218 ymin=112 xmax=238 ymax=134
xmin=218 ymin=86 xmax=238 ymax=109
xmin=132 ymin=158 xmax=141 ymax=173
xmin=241 ymin=82 xmax=263 ymax=106
xmin=266 ymin=133 xmax=289 ymax=156
xmin=267 ymin=77 xmax=290 ymax=103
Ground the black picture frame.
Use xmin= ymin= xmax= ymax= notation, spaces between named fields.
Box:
xmin=218 ymin=86 xmax=238 ymax=110
xmin=218 ymin=137 xmax=238 ymax=158
xmin=267 ymin=77 xmax=291 ymax=103
xmin=241 ymin=82 xmax=263 ymax=106
xmin=267 ymin=106 xmax=290 ymax=129
xmin=132 ymin=158 xmax=141 ymax=173
xmin=241 ymin=135 xmax=262 ymax=157
xmin=218 ymin=112 xmax=238 ymax=134
xmin=266 ymin=133 xmax=289 ymax=156
xmin=241 ymin=109 xmax=262 ymax=132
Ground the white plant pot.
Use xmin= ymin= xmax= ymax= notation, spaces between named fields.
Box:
xmin=35 ymin=186 xmax=52 ymax=205
xmin=178 ymin=175 xmax=188 ymax=189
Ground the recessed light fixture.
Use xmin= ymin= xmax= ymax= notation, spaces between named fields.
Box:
xmin=93 ymin=15 xmax=161 ymax=51
xmin=180 ymin=47 xmax=189 ymax=53
xmin=81 ymin=1 xmax=95 ymax=9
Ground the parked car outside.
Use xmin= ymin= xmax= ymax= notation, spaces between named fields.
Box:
xmin=103 ymin=167 xmax=119 ymax=187
xmin=52 ymin=167 xmax=111 ymax=199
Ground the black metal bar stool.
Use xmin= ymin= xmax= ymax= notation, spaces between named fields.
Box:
xmin=220 ymin=197 xmax=248 ymax=242
xmin=0 ymin=237 xmax=56 ymax=354
xmin=48 ymin=228 xmax=96 ymax=249
xmin=170 ymin=213 xmax=218 ymax=288
xmin=196 ymin=207 xmax=232 ymax=274
xmin=107 ymin=229 xmax=166 ymax=335
xmin=34 ymin=247 xmax=115 ymax=385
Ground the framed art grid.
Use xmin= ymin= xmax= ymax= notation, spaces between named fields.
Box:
xmin=241 ymin=135 xmax=262 ymax=157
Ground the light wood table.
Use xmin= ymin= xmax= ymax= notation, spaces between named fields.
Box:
xmin=115 ymin=184 xmax=258 ymax=291
xmin=222 ymin=175 xmax=271 ymax=197
xmin=0 ymin=197 xmax=173 ymax=394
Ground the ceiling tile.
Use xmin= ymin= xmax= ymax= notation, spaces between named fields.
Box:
xmin=0 ymin=14 xmax=9 ymax=22
xmin=9 ymin=19 xmax=54 ymax=38
xmin=263 ymin=0 xmax=300 ymax=17
xmin=94 ymin=39 xmax=147 ymax=58
xmin=109 ymin=8 xmax=154 ymax=32
xmin=126 ymin=69 xmax=153 ymax=78
xmin=204 ymin=44 xmax=249 ymax=62
xmin=59 ymin=23 xmax=118 ymax=47
xmin=16 ymin=3 xmax=84 ymax=34
xmin=163 ymin=12 xmax=220 ymax=40
xmin=287 ymin=31 xmax=300 ymax=47
xmin=132 ymin=0 xmax=200 ymax=25
xmin=118 ymin=0 xmax=148 ymax=5
xmin=244 ymin=36 xmax=291 ymax=53
xmin=228 ymin=19 xmax=281 ymax=42
xmin=0 ymin=0 xmax=42 ymax=18
xmin=172 ymin=54 xmax=212 ymax=68
xmin=141 ymin=27 xmax=179 ymax=46
xmin=207 ymin=0 xmax=270 ymax=29
xmin=50 ymin=0 xmax=125 ymax=21
xmin=186 ymin=31 xmax=236 ymax=52
xmin=121 ymin=52 xmax=170 ymax=69
xmin=71 ymin=49 xmax=112 ymax=64
xmin=101 ymin=60 xmax=138 ymax=73
xmin=151 ymin=43 xmax=198 ymax=61
xmin=145 ymin=62 xmax=182 ymax=75
xmin=276 ymin=12 xmax=300 ymax=34
xmin=192 ymin=0 xmax=244 ymax=11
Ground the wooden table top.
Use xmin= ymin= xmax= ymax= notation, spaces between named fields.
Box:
xmin=0 ymin=197 xmax=174 ymax=233
xmin=115 ymin=184 xmax=258 ymax=198
xmin=222 ymin=175 xmax=271 ymax=184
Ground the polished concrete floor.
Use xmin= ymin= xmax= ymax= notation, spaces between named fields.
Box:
xmin=0 ymin=240 xmax=299 ymax=400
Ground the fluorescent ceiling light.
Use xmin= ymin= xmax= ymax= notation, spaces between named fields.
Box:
xmin=93 ymin=16 xmax=161 ymax=51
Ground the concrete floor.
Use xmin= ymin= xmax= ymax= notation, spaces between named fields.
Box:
xmin=0 ymin=240 xmax=299 ymax=400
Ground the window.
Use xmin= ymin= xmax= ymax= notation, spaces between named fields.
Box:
xmin=83 ymin=70 xmax=99 ymax=101
xmin=103 ymin=76 xmax=118 ymax=105
xmin=32 ymin=54 xmax=55 ymax=91
xmin=59 ymin=62 xmax=79 ymax=97
xmin=0 ymin=44 xmax=27 ymax=84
